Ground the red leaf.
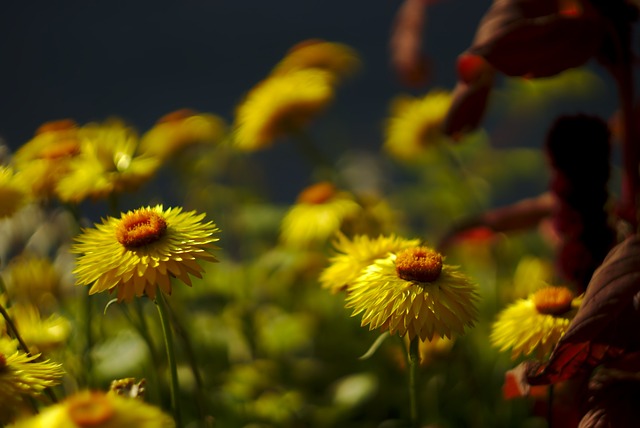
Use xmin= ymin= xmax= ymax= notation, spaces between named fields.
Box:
xmin=469 ymin=0 xmax=604 ymax=78
xmin=442 ymin=70 xmax=495 ymax=139
xmin=390 ymin=0 xmax=432 ymax=88
xmin=527 ymin=234 xmax=640 ymax=385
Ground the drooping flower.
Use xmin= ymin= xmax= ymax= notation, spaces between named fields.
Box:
xmin=72 ymin=205 xmax=220 ymax=302
xmin=138 ymin=109 xmax=227 ymax=160
xmin=279 ymin=182 xmax=361 ymax=249
xmin=11 ymin=389 xmax=175 ymax=428
xmin=272 ymin=39 xmax=360 ymax=83
xmin=491 ymin=285 xmax=582 ymax=360
xmin=0 ymin=166 xmax=28 ymax=219
xmin=345 ymin=246 xmax=479 ymax=341
xmin=320 ymin=232 xmax=421 ymax=294
xmin=384 ymin=89 xmax=453 ymax=161
xmin=0 ymin=338 xmax=64 ymax=424
xmin=232 ymin=69 xmax=334 ymax=151
xmin=55 ymin=119 xmax=161 ymax=204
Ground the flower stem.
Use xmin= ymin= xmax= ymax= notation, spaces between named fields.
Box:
xmin=547 ymin=384 xmax=554 ymax=428
xmin=155 ymin=292 xmax=182 ymax=428
xmin=408 ymin=336 xmax=421 ymax=428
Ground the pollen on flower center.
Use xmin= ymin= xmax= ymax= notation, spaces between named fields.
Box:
xmin=297 ymin=181 xmax=336 ymax=204
xmin=116 ymin=210 xmax=167 ymax=249
xmin=395 ymin=246 xmax=443 ymax=283
xmin=532 ymin=286 xmax=574 ymax=315
xmin=67 ymin=393 xmax=114 ymax=427
xmin=38 ymin=139 xmax=81 ymax=160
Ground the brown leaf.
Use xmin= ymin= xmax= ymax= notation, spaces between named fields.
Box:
xmin=527 ymin=234 xmax=640 ymax=385
xmin=579 ymin=369 xmax=640 ymax=428
xmin=469 ymin=0 xmax=604 ymax=77
xmin=390 ymin=0 xmax=432 ymax=88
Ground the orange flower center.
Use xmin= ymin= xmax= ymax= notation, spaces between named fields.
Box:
xmin=38 ymin=139 xmax=81 ymax=160
xmin=395 ymin=247 xmax=443 ymax=283
xmin=35 ymin=119 xmax=77 ymax=135
xmin=532 ymin=286 xmax=574 ymax=315
xmin=297 ymin=181 xmax=336 ymax=204
xmin=157 ymin=108 xmax=197 ymax=124
xmin=67 ymin=392 xmax=114 ymax=427
xmin=116 ymin=209 xmax=167 ymax=249
xmin=0 ymin=353 xmax=6 ymax=371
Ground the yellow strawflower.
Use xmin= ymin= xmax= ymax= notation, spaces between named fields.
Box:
xmin=0 ymin=338 xmax=64 ymax=424
xmin=384 ymin=89 xmax=452 ymax=162
xmin=233 ymin=69 xmax=334 ymax=151
xmin=55 ymin=119 xmax=161 ymax=203
xmin=272 ymin=39 xmax=360 ymax=83
xmin=5 ymin=254 xmax=62 ymax=309
xmin=138 ymin=108 xmax=227 ymax=160
xmin=491 ymin=285 xmax=581 ymax=360
xmin=279 ymin=182 xmax=361 ymax=249
xmin=72 ymin=205 xmax=220 ymax=302
xmin=8 ymin=304 xmax=71 ymax=353
xmin=320 ymin=232 xmax=421 ymax=294
xmin=345 ymin=246 xmax=479 ymax=341
xmin=10 ymin=389 xmax=175 ymax=428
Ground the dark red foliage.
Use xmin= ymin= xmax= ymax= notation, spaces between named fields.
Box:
xmin=579 ymin=369 xmax=640 ymax=428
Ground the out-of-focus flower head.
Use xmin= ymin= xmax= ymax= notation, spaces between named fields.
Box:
xmin=491 ymin=285 xmax=582 ymax=359
xmin=108 ymin=377 xmax=146 ymax=399
xmin=138 ymin=109 xmax=227 ymax=160
xmin=7 ymin=303 xmax=71 ymax=354
xmin=384 ymin=88 xmax=452 ymax=161
xmin=0 ymin=337 xmax=64 ymax=424
xmin=5 ymin=254 xmax=62 ymax=310
xmin=72 ymin=205 xmax=220 ymax=302
xmin=0 ymin=166 xmax=28 ymax=219
xmin=10 ymin=389 xmax=175 ymax=428
xmin=12 ymin=119 xmax=81 ymax=200
xmin=320 ymin=232 xmax=421 ymax=294
xmin=345 ymin=245 xmax=479 ymax=341
xmin=272 ymin=39 xmax=361 ymax=84
xmin=232 ymin=69 xmax=334 ymax=151
xmin=279 ymin=182 xmax=361 ymax=249
xmin=55 ymin=119 xmax=161 ymax=204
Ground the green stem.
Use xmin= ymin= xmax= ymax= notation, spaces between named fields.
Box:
xmin=155 ymin=292 xmax=182 ymax=428
xmin=408 ymin=336 xmax=421 ymax=428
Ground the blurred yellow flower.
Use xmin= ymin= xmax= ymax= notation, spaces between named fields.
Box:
xmin=12 ymin=119 xmax=81 ymax=200
xmin=11 ymin=390 xmax=175 ymax=428
xmin=233 ymin=69 xmax=334 ymax=151
xmin=55 ymin=119 xmax=161 ymax=204
xmin=384 ymin=89 xmax=452 ymax=162
xmin=345 ymin=246 xmax=479 ymax=341
xmin=279 ymin=182 xmax=361 ymax=249
xmin=0 ymin=167 xmax=28 ymax=218
xmin=6 ymin=254 xmax=62 ymax=309
xmin=491 ymin=285 xmax=581 ymax=360
xmin=138 ymin=109 xmax=227 ymax=160
xmin=0 ymin=338 xmax=64 ymax=424
xmin=8 ymin=304 xmax=71 ymax=353
xmin=320 ymin=232 xmax=420 ymax=294
xmin=72 ymin=205 xmax=220 ymax=302
xmin=272 ymin=39 xmax=360 ymax=83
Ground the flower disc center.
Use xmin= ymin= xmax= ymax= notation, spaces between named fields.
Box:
xmin=116 ymin=210 xmax=167 ymax=249
xmin=0 ymin=353 xmax=6 ymax=371
xmin=67 ymin=393 xmax=114 ymax=427
xmin=297 ymin=181 xmax=336 ymax=205
xmin=532 ymin=286 xmax=574 ymax=315
xmin=395 ymin=247 xmax=443 ymax=283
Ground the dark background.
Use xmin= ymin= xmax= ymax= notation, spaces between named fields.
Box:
xmin=0 ymin=1 xmax=620 ymax=205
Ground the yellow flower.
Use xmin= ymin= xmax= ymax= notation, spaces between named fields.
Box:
xmin=55 ymin=119 xmax=161 ymax=203
xmin=8 ymin=304 xmax=71 ymax=353
xmin=279 ymin=182 xmax=361 ymax=249
xmin=5 ymin=254 xmax=62 ymax=309
xmin=0 ymin=167 xmax=28 ymax=218
xmin=272 ymin=39 xmax=360 ymax=83
xmin=491 ymin=285 xmax=581 ymax=360
xmin=384 ymin=89 xmax=452 ymax=162
xmin=138 ymin=109 xmax=227 ymax=160
xmin=233 ymin=69 xmax=334 ymax=151
xmin=72 ymin=205 xmax=220 ymax=302
xmin=0 ymin=338 xmax=64 ymax=424
xmin=10 ymin=389 xmax=175 ymax=428
xmin=345 ymin=246 xmax=479 ymax=341
xmin=320 ymin=232 xmax=421 ymax=294
xmin=12 ymin=119 xmax=81 ymax=200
